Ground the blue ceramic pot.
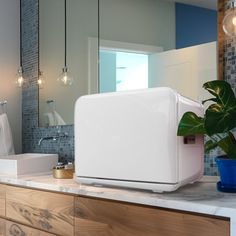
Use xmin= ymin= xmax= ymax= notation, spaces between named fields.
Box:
xmin=216 ymin=156 xmax=236 ymax=192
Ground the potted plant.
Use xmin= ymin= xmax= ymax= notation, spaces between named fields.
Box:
xmin=177 ymin=80 xmax=236 ymax=192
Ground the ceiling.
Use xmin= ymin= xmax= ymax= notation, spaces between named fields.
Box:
xmin=163 ymin=0 xmax=217 ymax=10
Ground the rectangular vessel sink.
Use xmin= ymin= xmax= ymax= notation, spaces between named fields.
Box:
xmin=0 ymin=153 xmax=58 ymax=175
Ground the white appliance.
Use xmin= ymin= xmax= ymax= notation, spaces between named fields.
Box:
xmin=75 ymin=88 xmax=204 ymax=192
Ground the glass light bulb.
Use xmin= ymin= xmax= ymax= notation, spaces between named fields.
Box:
xmin=38 ymin=71 xmax=45 ymax=89
xmin=15 ymin=67 xmax=24 ymax=88
xmin=233 ymin=16 xmax=236 ymax=26
xmin=57 ymin=67 xmax=73 ymax=86
xmin=223 ymin=9 xmax=236 ymax=37
xmin=63 ymin=73 xmax=69 ymax=84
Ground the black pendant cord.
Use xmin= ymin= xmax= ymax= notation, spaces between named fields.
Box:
xmin=20 ymin=0 xmax=22 ymax=68
xmin=64 ymin=0 xmax=67 ymax=68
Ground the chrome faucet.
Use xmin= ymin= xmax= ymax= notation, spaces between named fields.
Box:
xmin=38 ymin=131 xmax=69 ymax=146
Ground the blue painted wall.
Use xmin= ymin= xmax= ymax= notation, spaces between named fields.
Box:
xmin=175 ymin=3 xmax=217 ymax=49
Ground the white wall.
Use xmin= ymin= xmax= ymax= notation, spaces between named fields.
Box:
xmin=39 ymin=0 xmax=98 ymax=126
xmin=149 ymin=42 xmax=217 ymax=101
xmin=0 ymin=0 xmax=21 ymax=153
xmin=100 ymin=0 xmax=176 ymax=51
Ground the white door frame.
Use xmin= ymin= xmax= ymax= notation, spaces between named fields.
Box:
xmin=88 ymin=37 xmax=163 ymax=94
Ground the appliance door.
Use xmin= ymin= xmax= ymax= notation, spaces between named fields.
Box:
xmin=75 ymin=88 xmax=178 ymax=184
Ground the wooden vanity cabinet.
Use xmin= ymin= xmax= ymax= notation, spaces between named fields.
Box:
xmin=0 ymin=219 xmax=5 ymax=236
xmin=74 ymin=196 xmax=230 ymax=236
xmin=0 ymin=184 xmax=231 ymax=236
xmin=0 ymin=185 xmax=5 ymax=218
xmin=0 ymin=219 xmax=56 ymax=236
xmin=5 ymin=220 xmax=56 ymax=236
xmin=5 ymin=186 xmax=74 ymax=236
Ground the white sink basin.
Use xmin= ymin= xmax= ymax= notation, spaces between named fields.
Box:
xmin=0 ymin=153 xmax=58 ymax=175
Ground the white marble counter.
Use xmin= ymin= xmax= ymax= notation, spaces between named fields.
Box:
xmin=0 ymin=174 xmax=235 ymax=235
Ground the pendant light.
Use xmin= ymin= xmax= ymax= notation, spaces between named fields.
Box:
xmin=57 ymin=0 xmax=73 ymax=86
xmin=16 ymin=0 xmax=24 ymax=88
xmin=223 ymin=0 xmax=236 ymax=37
xmin=38 ymin=71 xmax=45 ymax=89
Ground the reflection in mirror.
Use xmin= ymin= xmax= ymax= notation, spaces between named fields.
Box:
xmin=39 ymin=0 xmax=217 ymax=127
xmin=98 ymin=40 xmax=163 ymax=93
xmin=103 ymin=51 xmax=149 ymax=92
xmin=39 ymin=0 xmax=99 ymax=127
xmin=98 ymin=0 xmax=217 ymax=100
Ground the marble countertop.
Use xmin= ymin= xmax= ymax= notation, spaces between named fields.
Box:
xmin=0 ymin=174 xmax=235 ymax=234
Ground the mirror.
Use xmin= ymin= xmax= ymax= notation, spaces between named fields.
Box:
xmin=39 ymin=0 xmax=217 ymax=127
xmin=39 ymin=0 xmax=99 ymax=127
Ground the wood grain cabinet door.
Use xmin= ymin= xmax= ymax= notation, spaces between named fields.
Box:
xmin=0 ymin=218 xmax=5 ymax=236
xmin=6 ymin=186 xmax=74 ymax=236
xmin=0 ymin=184 xmax=6 ymax=217
xmin=75 ymin=196 xmax=230 ymax=236
xmin=6 ymin=220 xmax=55 ymax=236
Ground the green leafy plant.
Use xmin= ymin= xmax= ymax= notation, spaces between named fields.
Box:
xmin=177 ymin=80 xmax=236 ymax=159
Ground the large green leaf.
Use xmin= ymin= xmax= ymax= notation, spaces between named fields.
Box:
xmin=218 ymin=133 xmax=236 ymax=159
xmin=205 ymin=132 xmax=236 ymax=157
xmin=206 ymin=105 xmax=236 ymax=135
xmin=177 ymin=112 xmax=205 ymax=136
xmin=203 ymin=80 xmax=236 ymax=107
xmin=177 ymin=80 xmax=236 ymax=142
xmin=205 ymin=140 xmax=218 ymax=153
xmin=203 ymin=81 xmax=236 ymax=135
xmin=228 ymin=131 xmax=236 ymax=144
xmin=205 ymin=104 xmax=236 ymax=135
xmin=202 ymin=98 xmax=218 ymax=104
